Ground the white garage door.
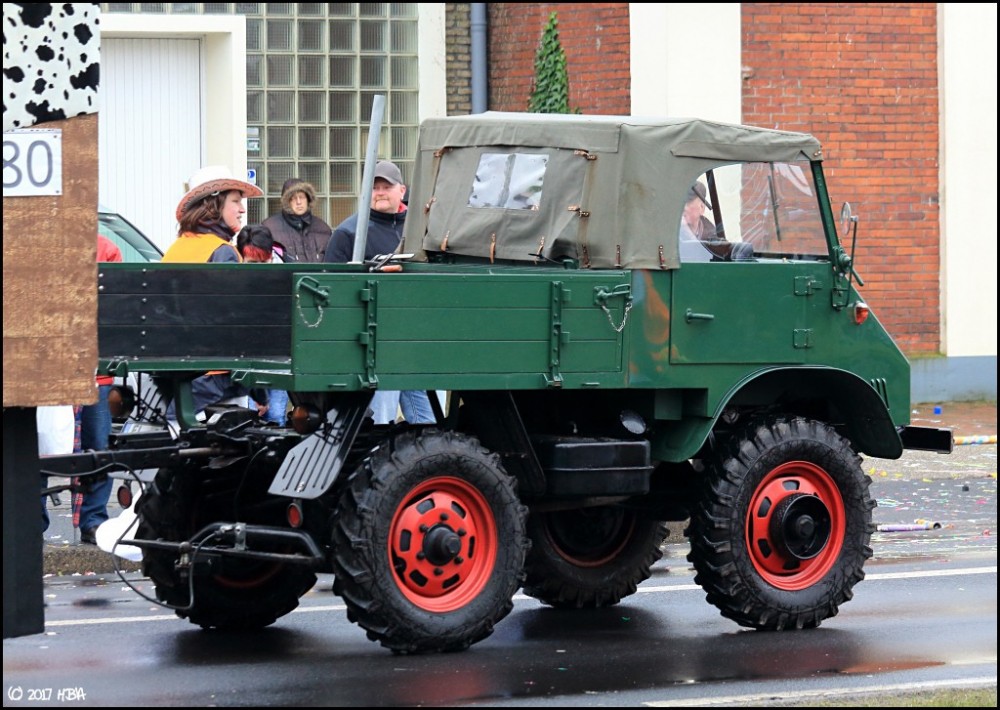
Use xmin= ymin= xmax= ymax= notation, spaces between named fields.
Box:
xmin=99 ymin=37 xmax=203 ymax=253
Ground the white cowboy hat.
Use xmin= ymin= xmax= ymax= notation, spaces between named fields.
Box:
xmin=176 ymin=165 xmax=262 ymax=221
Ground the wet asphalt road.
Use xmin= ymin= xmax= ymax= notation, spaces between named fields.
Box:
xmin=12 ymin=443 xmax=995 ymax=707
xmin=4 ymin=526 xmax=995 ymax=707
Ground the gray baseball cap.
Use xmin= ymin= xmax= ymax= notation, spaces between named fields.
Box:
xmin=374 ymin=160 xmax=403 ymax=185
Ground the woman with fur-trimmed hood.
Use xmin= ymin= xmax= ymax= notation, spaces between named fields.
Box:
xmin=261 ymin=178 xmax=332 ymax=262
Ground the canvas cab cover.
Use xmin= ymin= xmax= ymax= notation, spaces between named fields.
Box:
xmin=402 ymin=112 xmax=823 ymax=270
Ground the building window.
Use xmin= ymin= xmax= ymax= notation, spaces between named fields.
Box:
xmin=101 ymin=3 xmax=419 ymax=228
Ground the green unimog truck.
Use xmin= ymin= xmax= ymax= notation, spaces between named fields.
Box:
xmin=46 ymin=112 xmax=952 ymax=654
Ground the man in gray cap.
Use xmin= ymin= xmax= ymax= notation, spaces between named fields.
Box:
xmin=324 ymin=160 xmax=408 ymax=263
xmin=324 ymin=160 xmax=435 ymax=425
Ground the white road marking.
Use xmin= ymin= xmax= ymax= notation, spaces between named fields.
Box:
xmin=43 ymin=566 xmax=995 ymax=627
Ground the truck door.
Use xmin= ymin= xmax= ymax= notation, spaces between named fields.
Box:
xmin=669 ymin=162 xmax=835 ymax=366
xmin=671 ymin=262 xmax=831 ymax=365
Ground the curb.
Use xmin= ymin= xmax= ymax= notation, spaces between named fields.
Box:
xmin=44 ymin=544 xmax=142 ymax=577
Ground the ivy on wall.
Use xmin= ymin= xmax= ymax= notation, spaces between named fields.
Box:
xmin=528 ymin=12 xmax=577 ymax=114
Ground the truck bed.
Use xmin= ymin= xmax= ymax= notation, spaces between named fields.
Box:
xmin=98 ymin=262 xmax=634 ymax=392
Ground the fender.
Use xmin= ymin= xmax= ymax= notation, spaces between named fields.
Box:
xmin=650 ymin=366 xmax=905 ymax=461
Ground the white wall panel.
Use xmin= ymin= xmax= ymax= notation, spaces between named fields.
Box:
xmin=940 ymin=5 xmax=997 ymax=359
xmin=629 ymin=3 xmax=741 ymax=123
xmin=99 ymin=38 xmax=202 ymax=252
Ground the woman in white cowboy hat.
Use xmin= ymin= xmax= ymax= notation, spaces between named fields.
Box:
xmin=162 ymin=165 xmax=263 ymax=263
xmin=160 ymin=166 xmax=269 ymax=420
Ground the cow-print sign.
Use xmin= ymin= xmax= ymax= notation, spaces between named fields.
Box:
xmin=3 ymin=3 xmax=100 ymax=132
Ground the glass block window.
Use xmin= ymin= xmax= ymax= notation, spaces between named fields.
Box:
xmin=101 ymin=3 xmax=420 ymax=230
xmin=267 ymin=127 xmax=294 ymax=157
xmin=266 ymin=19 xmax=293 ymax=51
xmin=298 ymin=56 xmax=325 ymax=87
xmin=299 ymin=91 xmax=326 ymax=123
xmin=298 ymin=20 xmax=325 ymax=51
xmin=267 ymin=55 xmax=294 ymax=86
xmin=298 ymin=127 xmax=327 ymax=159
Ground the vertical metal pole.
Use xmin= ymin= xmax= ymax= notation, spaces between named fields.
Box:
xmin=351 ymin=94 xmax=387 ymax=264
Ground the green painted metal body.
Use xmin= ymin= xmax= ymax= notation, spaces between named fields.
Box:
xmin=97 ymin=113 xmax=916 ymax=463
xmin=99 ymin=256 xmax=909 ymax=462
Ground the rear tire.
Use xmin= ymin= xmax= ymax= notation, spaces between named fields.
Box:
xmin=687 ymin=417 xmax=874 ymax=630
xmin=331 ymin=429 xmax=528 ymax=654
xmin=136 ymin=466 xmax=317 ymax=630
xmin=522 ymin=507 xmax=667 ymax=608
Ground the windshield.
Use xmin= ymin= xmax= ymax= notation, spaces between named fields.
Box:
xmin=679 ymin=161 xmax=830 ymax=263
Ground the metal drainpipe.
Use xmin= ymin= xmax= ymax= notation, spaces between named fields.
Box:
xmin=470 ymin=4 xmax=488 ymax=114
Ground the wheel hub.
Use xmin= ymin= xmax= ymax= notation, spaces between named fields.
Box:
xmin=423 ymin=524 xmax=463 ymax=565
xmin=769 ymin=493 xmax=831 ymax=560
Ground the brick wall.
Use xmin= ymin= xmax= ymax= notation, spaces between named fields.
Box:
xmin=487 ymin=3 xmax=631 ymax=114
xmin=445 ymin=4 xmax=473 ymax=116
xmin=742 ymin=3 xmax=941 ymax=353
xmin=482 ymin=3 xmax=940 ymax=354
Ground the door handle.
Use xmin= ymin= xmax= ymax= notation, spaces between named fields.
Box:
xmin=685 ymin=308 xmax=715 ymax=323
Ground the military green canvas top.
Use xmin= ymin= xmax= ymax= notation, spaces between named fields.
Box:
xmin=403 ymin=112 xmax=824 ymax=270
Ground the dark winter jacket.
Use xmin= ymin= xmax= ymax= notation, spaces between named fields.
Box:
xmin=323 ymin=207 xmax=407 ymax=263
xmin=261 ymin=210 xmax=332 ymax=263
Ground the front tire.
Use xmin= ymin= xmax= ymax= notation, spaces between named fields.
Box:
xmin=522 ymin=507 xmax=667 ymax=608
xmin=331 ymin=429 xmax=528 ymax=654
xmin=687 ymin=417 xmax=875 ymax=630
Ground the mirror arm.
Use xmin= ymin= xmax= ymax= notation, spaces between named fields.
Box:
xmin=845 ymin=216 xmax=864 ymax=288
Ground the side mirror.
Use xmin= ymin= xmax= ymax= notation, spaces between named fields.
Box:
xmin=840 ymin=202 xmax=856 ymax=237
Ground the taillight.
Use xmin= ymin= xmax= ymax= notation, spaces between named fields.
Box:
xmin=853 ymin=301 xmax=870 ymax=325
xmin=117 ymin=484 xmax=133 ymax=509
xmin=286 ymin=501 xmax=304 ymax=528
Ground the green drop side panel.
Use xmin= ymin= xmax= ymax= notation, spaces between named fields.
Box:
xmin=290 ymin=271 xmax=632 ymax=391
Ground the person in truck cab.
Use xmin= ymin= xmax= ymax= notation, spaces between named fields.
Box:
xmin=680 ymin=181 xmax=717 ymax=243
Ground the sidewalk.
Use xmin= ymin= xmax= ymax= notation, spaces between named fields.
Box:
xmin=910 ymin=400 xmax=997 ymax=444
xmin=42 ymin=400 xmax=996 ymax=577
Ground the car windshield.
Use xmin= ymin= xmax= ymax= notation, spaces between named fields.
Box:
xmin=98 ymin=211 xmax=162 ymax=263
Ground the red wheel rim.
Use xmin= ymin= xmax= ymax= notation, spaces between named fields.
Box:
xmin=213 ymin=562 xmax=284 ymax=590
xmin=745 ymin=460 xmax=845 ymax=590
xmin=543 ymin=508 xmax=636 ymax=567
xmin=389 ymin=476 xmax=498 ymax=612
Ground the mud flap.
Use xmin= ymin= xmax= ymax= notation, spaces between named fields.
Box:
xmin=268 ymin=393 xmax=370 ymax=500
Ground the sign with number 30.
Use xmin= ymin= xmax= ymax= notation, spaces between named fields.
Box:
xmin=2 ymin=129 xmax=63 ymax=197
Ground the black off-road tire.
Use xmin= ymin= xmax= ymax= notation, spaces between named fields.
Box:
xmin=687 ymin=417 xmax=875 ymax=631
xmin=522 ymin=507 xmax=667 ymax=608
xmin=331 ymin=429 xmax=528 ymax=654
xmin=135 ymin=467 xmax=317 ymax=630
